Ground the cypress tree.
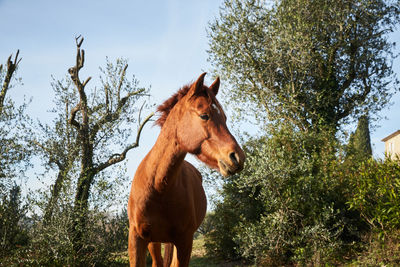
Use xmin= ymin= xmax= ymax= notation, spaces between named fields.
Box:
xmin=347 ymin=114 xmax=372 ymax=159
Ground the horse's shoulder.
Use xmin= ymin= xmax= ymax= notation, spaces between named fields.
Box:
xmin=182 ymin=160 xmax=202 ymax=182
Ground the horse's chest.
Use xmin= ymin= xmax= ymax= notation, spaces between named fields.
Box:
xmin=134 ymin=192 xmax=196 ymax=241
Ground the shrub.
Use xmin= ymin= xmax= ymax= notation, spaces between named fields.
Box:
xmin=16 ymin=180 xmax=129 ymax=267
xmin=24 ymin=207 xmax=129 ymax=266
xmin=0 ymin=184 xmax=29 ymax=257
xmin=347 ymin=157 xmax=400 ymax=238
xmin=205 ymin=127 xmax=366 ymax=265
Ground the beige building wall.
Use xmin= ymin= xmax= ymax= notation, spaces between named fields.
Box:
xmin=382 ymin=130 xmax=400 ymax=160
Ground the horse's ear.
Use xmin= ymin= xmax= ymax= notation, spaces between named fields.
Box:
xmin=190 ymin=72 xmax=207 ymax=96
xmin=209 ymin=77 xmax=220 ymax=96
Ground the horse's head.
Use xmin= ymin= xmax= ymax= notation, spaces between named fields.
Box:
xmin=158 ymin=73 xmax=245 ymax=176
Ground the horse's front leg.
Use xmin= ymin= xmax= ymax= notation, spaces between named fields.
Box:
xmin=128 ymin=226 xmax=148 ymax=267
xmin=174 ymin=236 xmax=194 ymax=267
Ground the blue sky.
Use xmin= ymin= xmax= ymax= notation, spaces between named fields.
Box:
xmin=1 ymin=0 xmax=399 ymax=194
xmin=0 ymin=0 xmax=224 ymax=191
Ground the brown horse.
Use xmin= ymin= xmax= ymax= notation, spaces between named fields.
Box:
xmin=127 ymin=73 xmax=245 ymax=267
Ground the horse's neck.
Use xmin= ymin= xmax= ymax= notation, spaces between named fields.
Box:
xmin=145 ymin=125 xmax=186 ymax=192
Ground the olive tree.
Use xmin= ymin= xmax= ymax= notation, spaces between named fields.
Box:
xmin=208 ymin=0 xmax=399 ymax=132
xmin=0 ymin=51 xmax=31 ymax=260
xmin=29 ymin=37 xmax=153 ymax=262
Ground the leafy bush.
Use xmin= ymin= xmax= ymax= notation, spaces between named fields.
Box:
xmin=347 ymin=157 xmax=400 ymax=237
xmin=8 ymin=178 xmax=130 ymax=267
xmin=204 ymin=198 xmax=245 ymax=260
xmin=101 ymin=208 xmax=129 ymax=253
xmin=23 ymin=207 xmax=129 ymax=267
xmin=205 ymin=127 xmax=366 ymax=266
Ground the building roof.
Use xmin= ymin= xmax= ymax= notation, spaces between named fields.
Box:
xmin=382 ymin=130 xmax=400 ymax=142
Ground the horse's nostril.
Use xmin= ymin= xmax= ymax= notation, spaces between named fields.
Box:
xmin=229 ymin=152 xmax=239 ymax=166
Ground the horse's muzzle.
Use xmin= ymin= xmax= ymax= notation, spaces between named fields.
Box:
xmin=218 ymin=151 xmax=244 ymax=177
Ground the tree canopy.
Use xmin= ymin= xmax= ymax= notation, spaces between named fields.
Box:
xmin=204 ymin=0 xmax=400 ymax=265
xmin=25 ymin=37 xmax=153 ymax=263
xmin=208 ymin=0 xmax=400 ymax=132
xmin=0 ymin=51 xmax=28 ymax=181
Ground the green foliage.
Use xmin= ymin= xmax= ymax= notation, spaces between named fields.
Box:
xmin=66 ymin=41 xmax=151 ymax=254
xmin=27 ymin=38 xmax=152 ymax=259
xmin=0 ymin=42 xmax=150 ymax=265
xmin=195 ymin=212 xmax=216 ymax=239
xmin=347 ymin=157 xmax=400 ymax=236
xmin=208 ymin=0 xmax=400 ymax=131
xmin=0 ymin=51 xmax=30 ymax=180
xmin=0 ymin=52 xmax=31 ymax=263
xmin=205 ymin=127 xmax=366 ymax=265
xmin=346 ymin=115 xmax=372 ymax=160
xmin=206 ymin=0 xmax=400 ymax=265
xmin=0 ymin=184 xmax=29 ymax=257
xmin=101 ymin=208 xmax=129 ymax=253
xmin=204 ymin=197 xmax=246 ymax=260
xmin=205 ymin=127 xmax=400 ymax=265
xmin=20 ymin=196 xmax=129 ymax=267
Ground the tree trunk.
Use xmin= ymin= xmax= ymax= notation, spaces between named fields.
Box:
xmin=43 ymin=168 xmax=66 ymax=225
xmin=71 ymin=117 xmax=94 ymax=254
xmin=71 ymin=168 xmax=95 ymax=254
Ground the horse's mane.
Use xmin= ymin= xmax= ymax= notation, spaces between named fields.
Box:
xmin=155 ymin=84 xmax=191 ymax=127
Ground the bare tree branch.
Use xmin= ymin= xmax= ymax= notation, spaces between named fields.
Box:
xmin=90 ymin=88 xmax=146 ymax=141
xmin=76 ymin=35 xmax=84 ymax=48
xmin=1 ymin=50 xmax=21 ymax=112
xmin=68 ymin=36 xmax=92 ymax=130
xmin=117 ymin=64 xmax=128 ymax=101
xmin=68 ymin=36 xmax=91 ymax=96
xmin=94 ymin=112 xmax=154 ymax=173
xmin=82 ymin=76 xmax=91 ymax=88
xmin=31 ymin=140 xmax=63 ymax=169
xmin=69 ymin=103 xmax=81 ymax=128
xmin=105 ymin=84 xmax=110 ymax=113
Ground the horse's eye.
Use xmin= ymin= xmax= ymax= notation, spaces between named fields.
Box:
xmin=200 ymin=114 xmax=210 ymax=121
